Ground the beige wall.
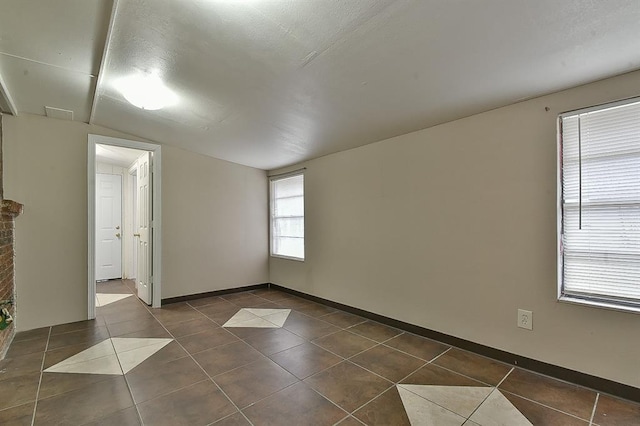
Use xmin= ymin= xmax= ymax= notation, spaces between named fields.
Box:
xmin=3 ymin=114 xmax=268 ymax=331
xmin=270 ymin=70 xmax=640 ymax=388
xmin=162 ymin=141 xmax=268 ymax=298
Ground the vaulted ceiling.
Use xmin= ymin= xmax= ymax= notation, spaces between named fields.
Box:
xmin=1 ymin=0 xmax=640 ymax=170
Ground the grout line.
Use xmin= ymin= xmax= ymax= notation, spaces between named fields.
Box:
xmin=187 ymin=300 xmax=237 ymax=311
xmin=335 ymin=415 xmax=367 ymax=425
xmin=367 ymin=353 xmax=522 ymax=421
xmin=300 ymin=320 xmax=411 ymax=364
xmin=396 ymin=382 xmax=472 ymax=420
xmin=339 ymin=358 xmax=395 ymax=387
xmin=272 ymin=354 xmax=339 ymax=381
xmin=158 ymin=291 xmax=369 ymax=421
xmin=590 ymin=393 xmax=599 ymax=425
xmin=466 ymin=388 xmax=495 ymax=422
xmin=266 ymin=340 xmax=346 ymax=379
xmin=308 ymin=339 xmax=349 ymax=361
xmin=306 ymin=327 xmax=344 ymax=341
xmin=320 ymin=323 xmax=402 ymax=350
xmin=201 ymin=348 xmax=264 ymax=378
xmin=464 ymin=368 xmax=515 ymax=421
xmin=499 ymin=388 xmax=595 ymax=422
xmin=206 ymin=410 xmax=243 ymax=425
xmin=105 ymin=336 xmax=145 ymax=424
xmin=377 ymin=331 xmax=406 ymax=346
xmin=325 ymin=317 xmax=369 ymax=329
xmin=348 ymin=383 xmax=396 ymax=415
xmin=496 ymin=366 xmax=515 ymax=388
xmin=395 ymin=358 xmax=433 ymax=385
xmin=238 ymin=381 xmax=302 ymax=414
xmin=166 ymin=316 xmax=230 ymax=339
xmin=223 ymin=378 xmax=349 ymax=424
xmin=98 ymin=283 xmax=145 ymax=423
xmin=423 ymin=361 xmax=503 ymax=389
xmin=379 ymin=341 xmax=450 ymax=363
xmin=48 ymin=321 xmax=109 ymax=337
xmin=144 ymin=307 xmax=256 ymax=426
xmin=135 ymin=377 xmax=211 ymax=403
xmin=427 ymin=346 xmax=452 ymax=364
xmin=30 ymin=326 xmax=52 ymax=426
xmin=252 ymin=339 xmax=307 ymax=359
xmin=341 ymin=361 xmax=435 ymax=416
xmin=304 ymin=383 xmax=353 ymax=418
xmin=506 ymin=362 xmax=607 ymax=396
xmin=380 ymin=360 xmax=464 ymax=417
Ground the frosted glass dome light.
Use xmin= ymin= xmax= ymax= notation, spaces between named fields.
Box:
xmin=116 ymin=73 xmax=178 ymax=111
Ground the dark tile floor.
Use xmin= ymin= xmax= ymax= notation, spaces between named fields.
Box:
xmin=1 ymin=280 xmax=639 ymax=425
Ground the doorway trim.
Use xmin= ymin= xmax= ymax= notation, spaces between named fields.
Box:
xmin=88 ymin=134 xmax=163 ymax=319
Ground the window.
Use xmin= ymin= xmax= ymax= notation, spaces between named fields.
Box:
xmin=270 ymin=173 xmax=304 ymax=260
xmin=558 ymin=98 xmax=640 ymax=312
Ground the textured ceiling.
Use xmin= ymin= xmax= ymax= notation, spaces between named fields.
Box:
xmin=2 ymin=0 xmax=640 ymax=170
xmin=96 ymin=144 xmax=144 ymax=168
xmin=0 ymin=0 xmax=111 ymax=122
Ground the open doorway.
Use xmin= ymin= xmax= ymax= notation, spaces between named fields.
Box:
xmin=88 ymin=135 xmax=162 ymax=320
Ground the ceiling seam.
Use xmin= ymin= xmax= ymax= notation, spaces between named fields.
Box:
xmin=0 ymin=52 xmax=95 ymax=77
xmin=300 ymin=0 xmax=408 ymax=69
xmin=0 ymin=72 xmax=18 ymax=115
xmin=89 ymin=0 xmax=119 ymax=125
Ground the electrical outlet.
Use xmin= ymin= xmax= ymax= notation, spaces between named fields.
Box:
xmin=518 ymin=309 xmax=533 ymax=330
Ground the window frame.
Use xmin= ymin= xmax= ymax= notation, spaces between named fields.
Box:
xmin=269 ymin=170 xmax=305 ymax=261
xmin=557 ymin=96 xmax=640 ymax=314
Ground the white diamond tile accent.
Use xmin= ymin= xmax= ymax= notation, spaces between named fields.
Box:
xmin=244 ymin=308 xmax=285 ymax=317
xmin=45 ymin=354 xmax=123 ymax=375
xmin=111 ymin=337 xmax=172 ymax=354
xmin=223 ymin=308 xmax=291 ymax=328
xmin=469 ymin=389 xmax=533 ymax=426
xmin=398 ymin=384 xmax=492 ymax=417
xmin=397 ymin=386 xmax=467 ymax=425
xmin=261 ymin=310 xmax=291 ymax=327
xmin=96 ymin=293 xmax=133 ymax=307
xmin=43 ymin=337 xmax=173 ymax=376
xmin=117 ymin=341 xmax=172 ymax=373
xmin=223 ymin=309 xmax=260 ymax=325
xmin=228 ymin=317 xmax=278 ymax=328
xmin=45 ymin=339 xmax=115 ymax=368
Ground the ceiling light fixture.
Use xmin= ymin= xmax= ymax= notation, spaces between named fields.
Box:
xmin=116 ymin=72 xmax=178 ymax=111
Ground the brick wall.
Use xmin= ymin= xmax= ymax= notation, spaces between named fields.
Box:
xmin=0 ymin=208 xmax=16 ymax=356
xmin=0 ymin=114 xmax=10 ymax=358
xmin=0 ymin=114 xmax=9 ymax=358
xmin=0 ymin=113 xmax=3 ymax=201
xmin=0 ymin=115 xmax=22 ymax=358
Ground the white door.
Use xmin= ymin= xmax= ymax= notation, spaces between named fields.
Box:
xmin=96 ymin=173 xmax=122 ymax=280
xmin=136 ymin=152 xmax=152 ymax=305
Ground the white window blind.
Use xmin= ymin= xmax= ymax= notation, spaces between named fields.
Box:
xmin=271 ymin=173 xmax=304 ymax=260
xmin=559 ymin=99 xmax=640 ymax=309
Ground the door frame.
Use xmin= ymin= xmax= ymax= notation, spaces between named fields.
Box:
xmin=88 ymin=134 xmax=163 ymax=319
xmin=127 ymin=164 xmax=138 ymax=282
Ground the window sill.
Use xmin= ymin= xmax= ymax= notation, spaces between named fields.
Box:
xmin=558 ymin=295 xmax=640 ymax=315
xmin=270 ymin=254 xmax=305 ymax=262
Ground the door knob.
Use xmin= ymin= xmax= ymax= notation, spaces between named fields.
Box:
xmin=115 ymin=226 xmax=120 ymax=230
xmin=133 ymin=233 xmax=140 ymax=237
xmin=115 ymin=233 xmax=121 ymax=238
